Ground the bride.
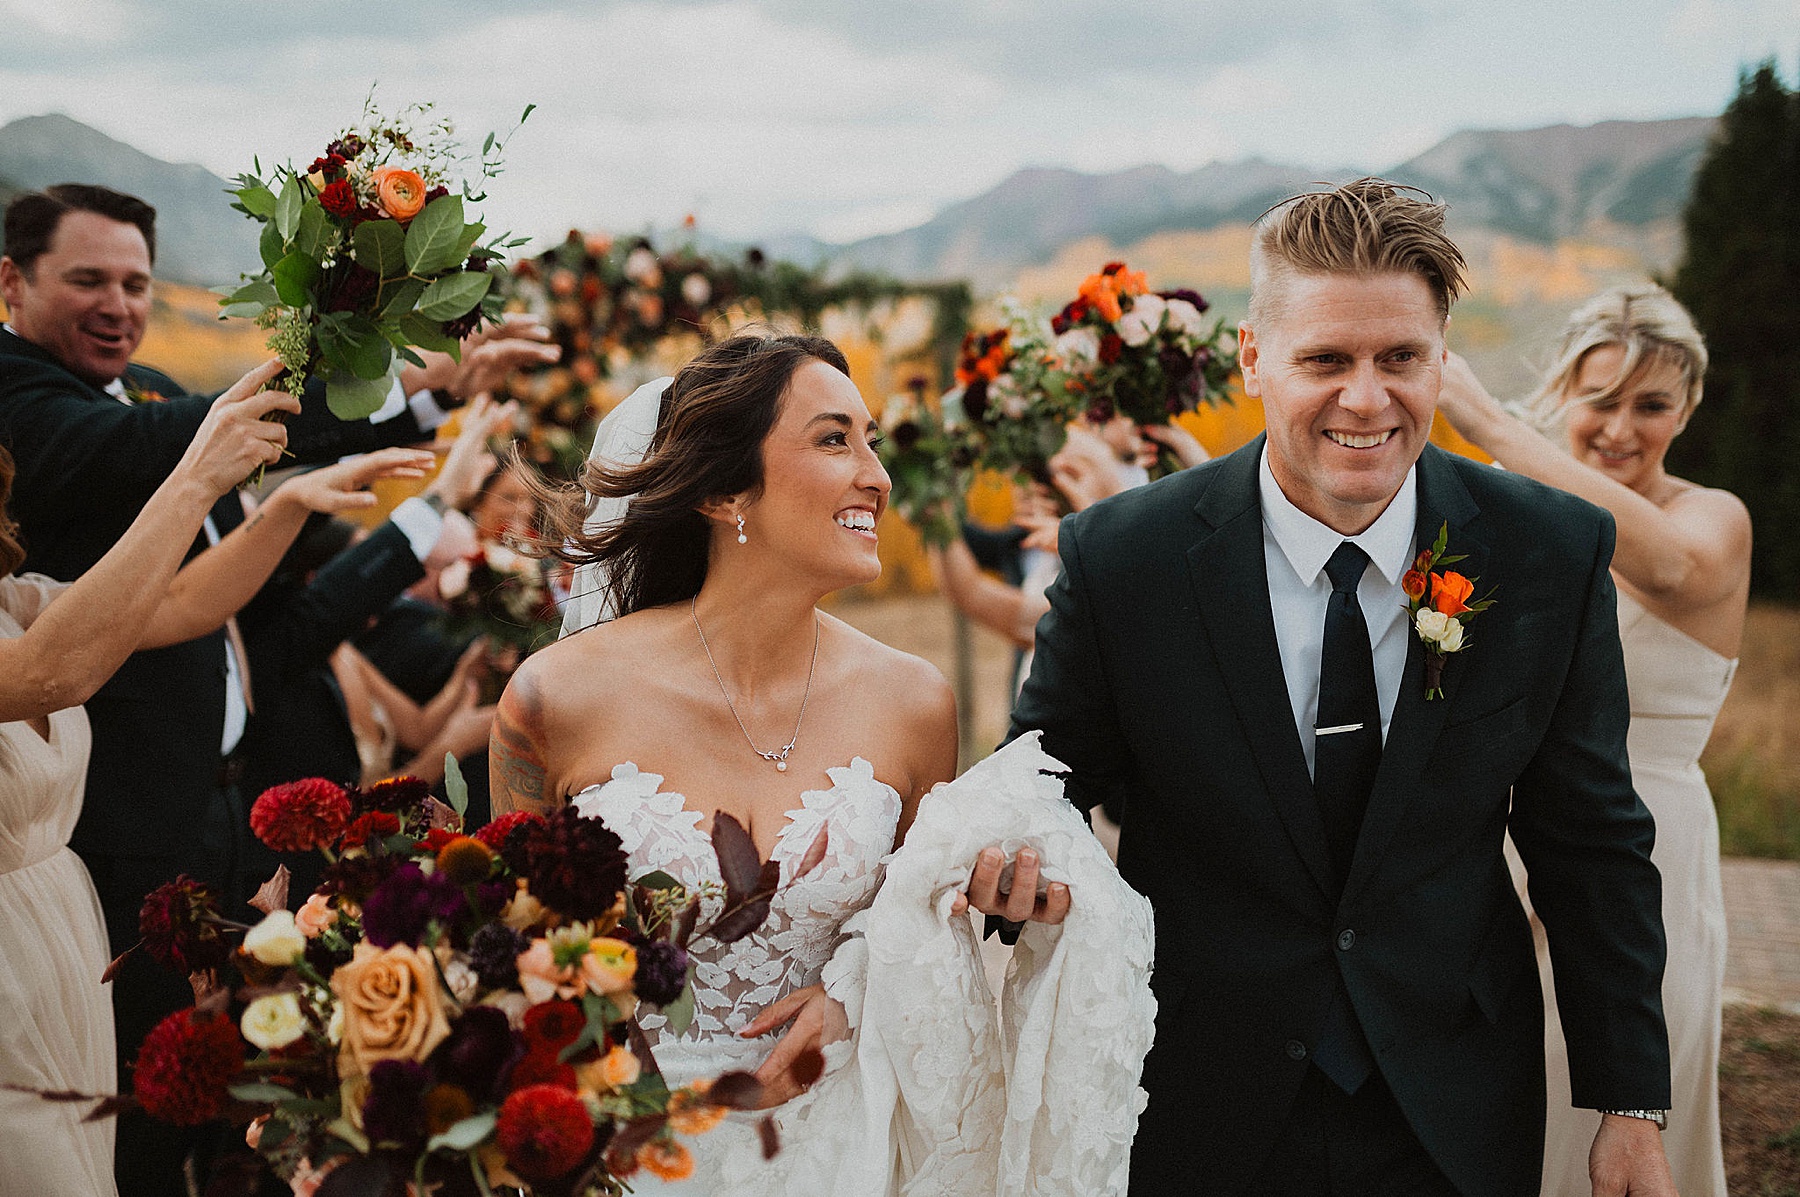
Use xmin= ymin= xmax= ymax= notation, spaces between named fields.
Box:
xmin=490 ymin=333 xmax=1153 ymax=1194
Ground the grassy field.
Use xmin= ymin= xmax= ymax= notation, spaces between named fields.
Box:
xmin=1704 ymin=603 xmax=1800 ymax=861
xmin=1721 ymin=1006 xmax=1800 ymax=1196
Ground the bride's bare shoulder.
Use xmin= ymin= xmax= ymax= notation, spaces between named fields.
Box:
xmin=823 ymin=613 xmax=954 ymax=729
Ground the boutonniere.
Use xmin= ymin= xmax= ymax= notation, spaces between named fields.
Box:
xmin=123 ymin=380 xmax=169 ymax=405
xmin=1402 ymin=522 xmax=1496 ymax=701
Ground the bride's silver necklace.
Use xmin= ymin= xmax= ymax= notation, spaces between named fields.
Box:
xmin=691 ymin=596 xmax=820 ymax=772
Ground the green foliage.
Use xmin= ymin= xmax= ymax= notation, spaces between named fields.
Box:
xmin=1669 ymin=61 xmax=1800 ymax=599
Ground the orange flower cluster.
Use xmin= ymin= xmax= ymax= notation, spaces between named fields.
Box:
xmin=955 ymin=329 xmax=1011 ymax=386
xmin=1077 ymin=261 xmax=1149 ymax=322
xmin=1430 ymin=570 xmax=1474 ymax=615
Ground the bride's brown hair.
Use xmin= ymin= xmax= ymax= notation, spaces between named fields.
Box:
xmin=532 ymin=331 xmax=850 ymax=619
xmin=0 ymin=447 xmax=25 ymax=577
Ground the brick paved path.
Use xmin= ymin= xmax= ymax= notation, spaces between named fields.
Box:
xmin=1721 ymin=857 xmax=1800 ymax=1012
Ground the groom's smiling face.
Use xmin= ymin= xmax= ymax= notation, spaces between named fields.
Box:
xmin=1239 ymin=270 xmax=1446 ymax=535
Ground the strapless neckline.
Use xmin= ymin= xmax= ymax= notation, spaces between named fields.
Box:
xmin=570 ymin=758 xmax=900 ymax=866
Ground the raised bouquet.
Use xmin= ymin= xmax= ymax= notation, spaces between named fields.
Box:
xmin=939 ymin=301 xmax=1069 ymax=485
xmin=218 ymin=99 xmax=532 ymax=421
xmin=1044 ymin=262 xmax=1236 ymax=473
xmin=437 ymin=536 xmax=561 ymax=657
xmin=875 ymin=377 xmax=978 ymax=548
xmin=86 ymin=767 xmax=825 ymax=1195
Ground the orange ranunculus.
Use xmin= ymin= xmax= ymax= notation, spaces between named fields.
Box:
xmin=1402 ymin=570 xmax=1428 ymax=602
xmin=1078 ymin=272 xmax=1124 ymax=322
xmin=667 ymin=1083 xmax=729 ymax=1135
xmin=1430 ymin=570 xmax=1474 ymax=616
xmin=373 ymin=167 xmax=428 ymax=221
xmin=1115 ymin=265 xmax=1148 ymax=297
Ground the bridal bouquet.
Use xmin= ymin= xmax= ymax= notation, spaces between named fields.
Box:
xmin=940 ymin=302 xmax=1070 ymax=485
xmin=102 ymin=769 xmax=822 ymax=1195
xmin=1044 ymin=262 xmax=1236 ymax=473
xmin=876 ymin=378 xmax=978 ymax=548
xmin=437 ymin=537 xmax=561 ymax=656
xmin=218 ymin=99 xmax=532 ymax=421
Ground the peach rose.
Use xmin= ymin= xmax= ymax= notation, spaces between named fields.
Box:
xmin=580 ymin=937 xmax=637 ymax=997
xmin=515 ymin=937 xmax=579 ymax=1004
xmin=1430 ymin=570 xmax=1474 ymax=616
xmin=373 ymin=167 xmax=428 ymax=222
xmin=330 ymin=941 xmax=452 ymax=1079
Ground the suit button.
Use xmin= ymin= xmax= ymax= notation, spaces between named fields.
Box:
xmin=1337 ymin=929 xmax=1356 ymax=951
xmin=1285 ymin=1040 xmax=1307 ymax=1061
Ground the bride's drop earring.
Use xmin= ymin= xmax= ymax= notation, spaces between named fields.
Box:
xmin=736 ymin=514 xmax=748 ymax=545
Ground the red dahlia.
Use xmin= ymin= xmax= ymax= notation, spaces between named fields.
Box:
xmin=497 ymin=1084 xmax=595 ymax=1180
xmin=132 ymin=1008 xmax=243 ymax=1125
xmin=249 ymin=779 xmax=351 ymax=852
xmin=474 ymin=810 xmax=545 ymax=852
xmin=522 ymin=1000 xmax=584 ymax=1052
xmin=507 ymin=1047 xmax=577 ymax=1092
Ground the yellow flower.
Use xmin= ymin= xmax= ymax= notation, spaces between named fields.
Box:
xmin=580 ymin=937 xmax=637 ymax=997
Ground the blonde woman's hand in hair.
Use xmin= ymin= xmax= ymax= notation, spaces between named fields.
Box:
xmin=1434 ymin=353 xmax=1511 ymax=450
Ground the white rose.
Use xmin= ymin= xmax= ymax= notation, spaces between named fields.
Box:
xmin=326 ymin=1000 xmax=345 ymax=1045
xmin=1414 ymin=608 xmax=1465 ymax=652
xmin=990 ymin=375 xmax=1027 ymax=419
xmin=442 ymin=958 xmax=480 ymax=1004
xmin=1055 ymin=327 xmax=1100 ymax=368
xmin=1116 ymin=295 xmax=1167 ymax=347
xmin=241 ymin=992 xmax=307 ymax=1050
xmin=243 ymin=909 xmax=306 ymax=967
xmin=1163 ymin=298 xmax=1206 ymax=338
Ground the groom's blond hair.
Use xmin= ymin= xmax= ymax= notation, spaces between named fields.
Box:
xmin=1248 ymin=177 xmax=1467 ymax=326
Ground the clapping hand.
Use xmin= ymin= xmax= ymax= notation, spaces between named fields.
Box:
xmin=408 ymin=314 xmax=561 ymax=402
xmin=427 ymin=392 xmax=521 ymax=511
xmin=740 ymin=984 xmax=846 ymax=1107
xmin=951 ymin=846 xmax=1071 ymax=925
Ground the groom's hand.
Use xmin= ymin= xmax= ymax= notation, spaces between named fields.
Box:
xmin=1588 ymin=1115 xmax=1677 ymax=1196
xmin=951 ymin=846 xmax=1071 ymax=925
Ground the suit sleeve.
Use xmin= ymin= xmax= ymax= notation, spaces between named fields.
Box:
xmin=239 ymin=521 xmax=427 ymax=695
xmin=1007 ymin=511 xmax=1135 ymax=816
xmin=1508 ymin=511 xmax=1671 ymax=1109
xmin=283 ymin=379 xmax=433 ymax=465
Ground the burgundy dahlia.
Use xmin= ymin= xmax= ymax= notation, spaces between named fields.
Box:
xmin=361 ymin=862 xmax=467 ymax=948
xmin=518 ymin=806 xmax=629 ymax=923
xmin=362 ymin=1059 xmax=431 ymax=1146
xmin=132 ymin=1008 xmax=243 ymax=1126
xmin=138 ymin=876 xmax=232 ymax=974
xmin=318 ymin=179 xmax=356 ymax=219
xmin=430 ymin=1006 xmax=523 ymax=1103
xmin=319 ymin=849 xmax=403 ymax=904
xmin=356 ymin=775 xmax=431 ymax=818
xmin=632 ymin=939 xmax=690 ymax=1007
xmin=340 ymin=810 xmax=401 ymax=850
xmin=249 ymin=779 xmax=351 ymax=852
xmin=1156 ymin=287 xmax=1209 ymax=314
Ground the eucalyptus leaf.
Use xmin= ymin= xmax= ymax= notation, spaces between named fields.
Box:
xmin=218 ymin=300 xmax=270 ymax=320
xmin=235 ymin=184 xmax=278 ymax=220
xmin=352 ymin=220 xmax=407 ymax=280
xmin=377 ymin=277 xmax=427 ymax=319
xmin=223 ymin=278 xmax=279 ymax=308
xmin=416 ymin=271 xmax=492 ymax=321
xmin=661 ymin=981 xmax=696 ymax=1037
xmin=228 ymin=1082 xmax=299 ymax=1103
xmin=425 ymin=1111 xmax=495 ymax=1153
xmin=324 ymin=367 xmax=398 ymax=421
xmin=397 ymin=311 xmax=461 ymax=356
xmin=274 ymin=173 xmax=303 ymax=241
xmin=443 ymin=754 xmax=468 ymax=819
xmin=318 ymin=315 xmax=393 ymax=381
xmin=294 ymin=200 xmax=331 ymax=259
xmin=404 ymin=195 xmax=465 ymax=275
xmin=271 ymin=252 xmax=320 ymax=308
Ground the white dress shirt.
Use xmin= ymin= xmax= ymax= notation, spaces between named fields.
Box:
xmin=1259 ymin=447 xmax=1418 ymax=779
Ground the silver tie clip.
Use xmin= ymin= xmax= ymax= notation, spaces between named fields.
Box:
xmin=1315 ymin=722 xmax=1365 ymax=736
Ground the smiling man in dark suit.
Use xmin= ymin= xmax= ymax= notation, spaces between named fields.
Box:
xmin=0 ymin=182 xmax=549 ymax=1195
xmin=1011 ymin=179 xmax=1676 ymax=1196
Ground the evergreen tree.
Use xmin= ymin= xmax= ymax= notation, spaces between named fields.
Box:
xmin=1669 ymin=61 xmax=1800 ymax=599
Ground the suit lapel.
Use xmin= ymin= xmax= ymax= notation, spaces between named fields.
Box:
xmin=1341 ymin=446 xmax=1486 ymax=906
xmin=1187 ymin=438 xmax=1338 ymax=902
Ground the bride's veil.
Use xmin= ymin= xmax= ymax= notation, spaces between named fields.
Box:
xmin=557 ymin=376 xmax=673 ymax=638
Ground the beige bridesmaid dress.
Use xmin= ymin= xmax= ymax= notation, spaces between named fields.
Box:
xmin=0 ymin=573 xmax=118 ymax=1196
xmin=1533 ymin=588 xmax=1733 ymax=1197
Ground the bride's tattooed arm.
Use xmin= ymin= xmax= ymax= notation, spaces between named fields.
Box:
xmin=490 ymin=672 xmax=556 ymax=816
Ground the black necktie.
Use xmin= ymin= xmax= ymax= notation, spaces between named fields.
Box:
xmin=1314 ymin=541 xmax=1381 ymax=882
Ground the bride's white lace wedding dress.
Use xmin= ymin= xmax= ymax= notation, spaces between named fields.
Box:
xmin=570 ymin=733 xmax=1156 ymax=1196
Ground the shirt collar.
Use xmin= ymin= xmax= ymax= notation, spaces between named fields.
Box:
xmin=1258 ymin=445 xmax=1418 ymax=588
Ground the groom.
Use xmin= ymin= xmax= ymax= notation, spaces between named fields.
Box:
xmin=1008 ymin=179 xmax=1675 ymax=1195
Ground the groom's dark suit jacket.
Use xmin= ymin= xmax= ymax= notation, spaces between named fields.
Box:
xmin=1011 ymin=438 xmax=1669 ymax=1197
xmin=0 ymin=326 xmax=435 ymax=857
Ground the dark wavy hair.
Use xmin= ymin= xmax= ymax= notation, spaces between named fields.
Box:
xmin=4 ymin=183 xmax=157 ymax=274
xmin=534 ymin=332 xmax=850 ymax=619
xmin=0 ymin=446 xmax=25 ymax=576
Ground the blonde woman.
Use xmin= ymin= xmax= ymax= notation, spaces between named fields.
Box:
xmin=1437 ymin=284 xmax=1743 ymax=1196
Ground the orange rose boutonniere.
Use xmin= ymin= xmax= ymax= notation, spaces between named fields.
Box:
xmin=1405 ymin=522 xmax=1496 ymax=700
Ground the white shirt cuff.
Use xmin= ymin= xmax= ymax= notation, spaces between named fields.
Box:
xmin=366 ymin=377 xmax=409 ymax=425
xmin=389 ymin=496 xmax=446 ymax=562
xmin=405 ymin=387 xmax=452 ymax=432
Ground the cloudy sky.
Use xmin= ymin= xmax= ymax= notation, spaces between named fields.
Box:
xmin=0 ymin=0 xmax=1793 ymax=247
